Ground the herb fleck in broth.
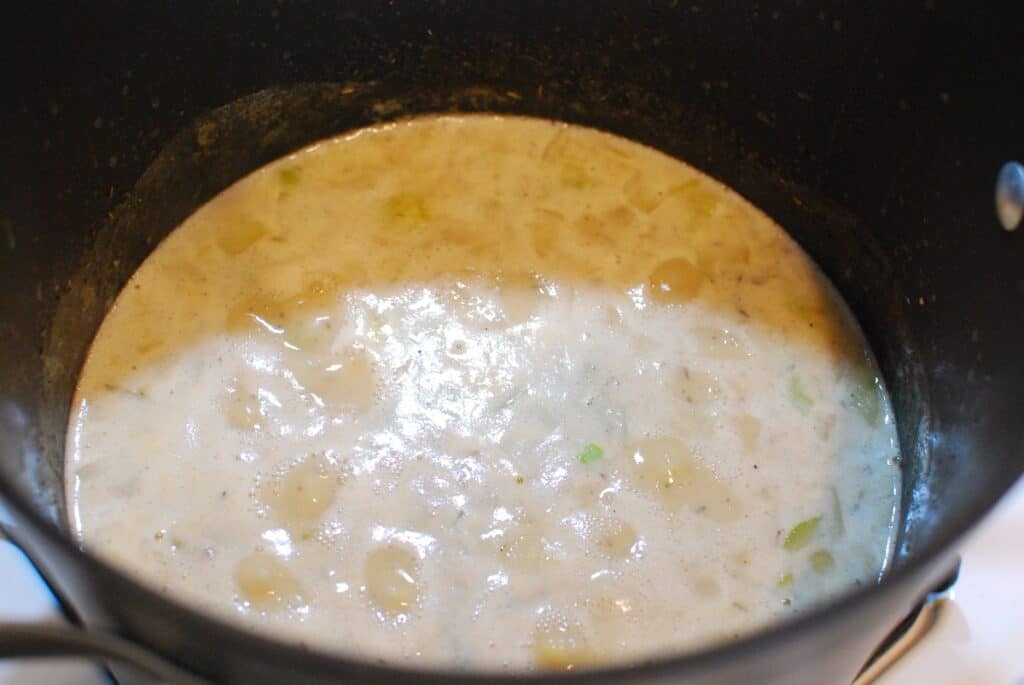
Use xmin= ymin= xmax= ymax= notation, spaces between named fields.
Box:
xmin=67 ymin=115 xmax=900 ymax=671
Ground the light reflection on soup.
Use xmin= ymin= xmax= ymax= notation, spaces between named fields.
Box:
xmin=66 ymin=115 xmax=900 ymax=671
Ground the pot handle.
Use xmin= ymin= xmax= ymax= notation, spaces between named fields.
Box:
xmin=851 ymin=561 xmax=961 ymax=685
xmin=0 ymin=525 xmax=209 ymax=685
xmin=0 ymin=621 xmax=209 ymax=685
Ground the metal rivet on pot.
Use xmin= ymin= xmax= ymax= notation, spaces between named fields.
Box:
xmin=995 ymin=161 xmax=1024 ymax=231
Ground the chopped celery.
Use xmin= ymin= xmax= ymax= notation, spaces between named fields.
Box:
xmin=560 ymin=162 xmax=589 ymax=189
xmin=578 ymin=443 xmax=605 ymax=464
xmin=776 ymin=573 xmax=794 ymax=589
xmin=830 ymin=487 xmax=845 ymax=537
xmin=849 ymin=374 xmax=882 ymax=426
xmin=810 ymin=550 xmax=835 ymax=573
xmin=217 ymin=218 xmax=269 ymax=255
xmin=384 ymin=194 xmax=430 ymax=225
xmin=783 ymin=516 xmax=821 ymax=551
xmin=278 ymin=167 xmax=301 ymax=186
xmin=787 ymin=376 xmax=814 ymax=415
xmin=689 ymin=190 xmax=720 ymax=217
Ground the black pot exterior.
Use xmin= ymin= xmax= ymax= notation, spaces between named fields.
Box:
xmin=1 ymin=2 xmax=1022 ymax=684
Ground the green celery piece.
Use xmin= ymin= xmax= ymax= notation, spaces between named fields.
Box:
xmin=787 ymin=375 xmax=814 ymax=414
xmin=783 ymin=516 xmax=821 ymax=551
xmin=578 ymin=443 xmax=605 ymax=464
xmin=850 ymin=374 xmax=882 ymax=426
xmin=810 ymin=549 xmax=836 ymax=573
xmin=278 ymin=167 xmax=301 ymax=186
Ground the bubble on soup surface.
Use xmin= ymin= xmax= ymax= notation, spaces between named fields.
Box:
xmin=364 ymin=545 xmax=420 ymax=613
xmin=234 ymin=551 xmax=304 ymax=609
xmin=629 ymin=437 xmax=742 ymax=521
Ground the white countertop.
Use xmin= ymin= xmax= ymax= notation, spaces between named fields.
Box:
xmin=2 ymin=478 xmax=1022 ymax=685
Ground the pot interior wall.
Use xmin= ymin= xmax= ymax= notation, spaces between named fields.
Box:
xmin=1 ymin=0 xmax=1021 ymax=589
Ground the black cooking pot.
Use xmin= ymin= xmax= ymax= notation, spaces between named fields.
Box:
xmin=1 ymin=2 xmax=1022 ymax=684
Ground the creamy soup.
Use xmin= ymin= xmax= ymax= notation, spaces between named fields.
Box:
xmin=67 ymin=115 xmax=900 ymax=671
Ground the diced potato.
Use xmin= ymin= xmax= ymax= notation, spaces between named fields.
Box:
xmin=217 ymin=217 xmax=270 ymax=255
xmin=234 ymin=552 xmax=303 ymax=609
xmin=282 ymin=312 xmax=336 ymax=355
xmin=688 ymin=189 xmax=721 ymax=218
xmin=496 ymin=272 xmax=544 ymax=325
xmin=585 ymin=593 xmax=634 ymax=621
xmin=501 ymin=521 xmax=550 ymax=568
xmin=697 ymin=240 xmax=751 ymax=276
xmin=260 ymin=261 xmax=307 ymax=300
xmin=226 ymin=289 xmax=285 ymax=331
xmin=733 ymin=414 xmax=761 ymax=452
xmin=364 ymin=545 xmax=420 ymax=613
xmin=675 ymin=367 xmax=721 ymax=406
xmin=261 ymin=453 xmax=340 ymax=534
xmin=817 ymin=412 xmax=838 ymax=441
xmin=293 ymin=347 xmax=377 ymax=411
xmin=597 ymin=520 xmax=638 ymax=559
xmin=445 ymin=224 xmax=492 ymax=256
xmin=669 ymin=406 xmax=713 ymax=440
xmin=383 ymin=193 xmax=429 ymax=226
xmin=648 ymin=258 xmax=706 ymax=304
xmin=527 ymin=208 xmax=564 ymax=258
xmin=542 ymin=127 xmax=634 ymax=178
xmin=622 ymin=172 xmax=665 ymax=213
xmin=603 ymin=204 xmax=636 ymax=228
xmin=583 ymin=593 xmax=635 ymax=659
xmin=629 ymin=437 xmax=742 ymax=521
xmin=691 ymin=326 xmax=749 ymax=360
xmin=533 ymin=620 xmax=593 ymax=671
xmin=560 ymin=162 xmax=589 ymax=189
xmin=227 ymin=388 xmax=262 ymax=432
xmin=574 ymin=213 xmax=615 ymax=248
xmin=692 ymin=575 xmax=721 ymax=597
